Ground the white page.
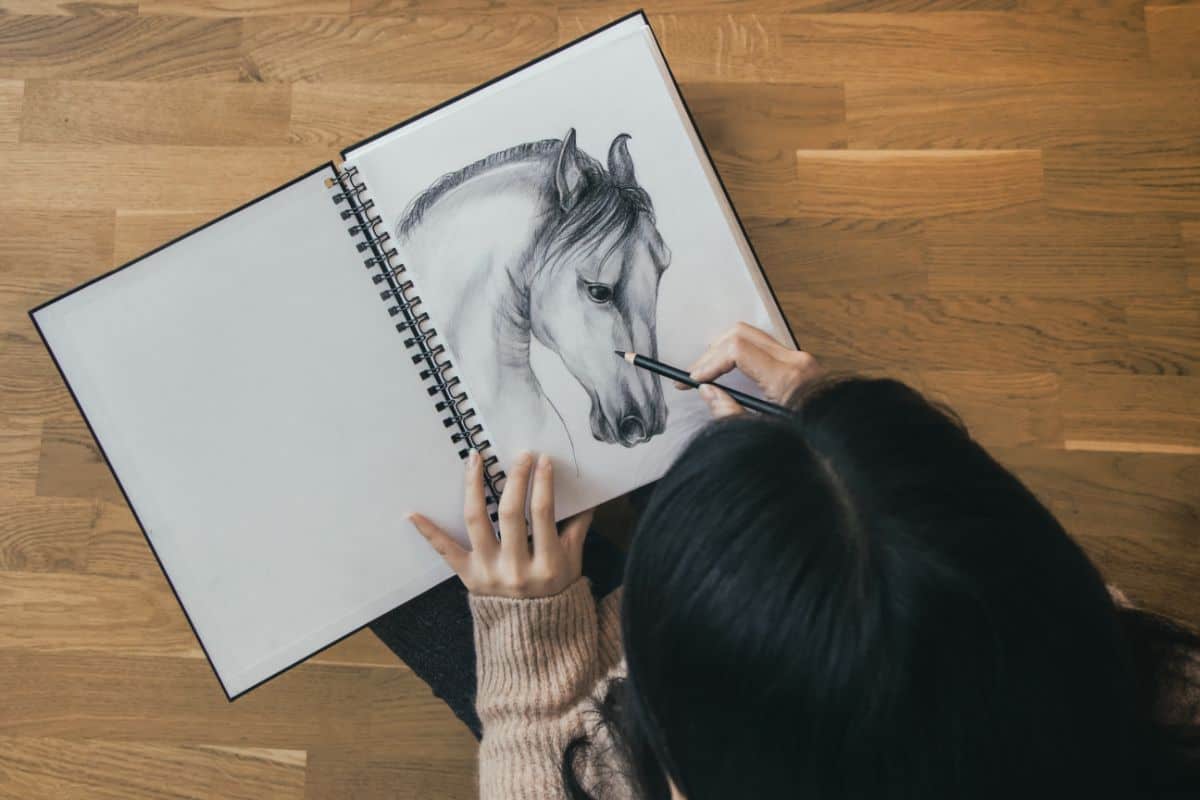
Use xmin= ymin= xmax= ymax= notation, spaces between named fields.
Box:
xmin=34 ymin=167 xmax=468 ymax=697
xmin=345 ymin=20 xmax=793 ymax=518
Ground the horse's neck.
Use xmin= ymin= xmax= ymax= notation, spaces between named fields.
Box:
xmin=406 ymin=161 xmax=549 ymax=403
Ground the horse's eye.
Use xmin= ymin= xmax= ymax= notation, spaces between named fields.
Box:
xmin=586 ymin=283 xmax=613 ymax=304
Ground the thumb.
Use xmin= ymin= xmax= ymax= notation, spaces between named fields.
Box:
xmin=699 ymin=384 xmax=744 ymax=418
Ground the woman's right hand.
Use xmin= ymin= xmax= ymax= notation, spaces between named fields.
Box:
xmin=680 ymin=322 xmax=821 ymax=418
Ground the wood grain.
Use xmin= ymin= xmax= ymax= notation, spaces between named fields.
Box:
xmin=781 ymin=293 xmax=1198 ymax=375
xmin=745 ymin=217 xmax=926 ymax=292
xmin=0 ymin=145 xmax=327 ymax=211
xmin=288 ymin=82 xmax=472 ymax=148
xmin=0 ymin=738 xmax=307 ymax=800
xmin=923 ymin=216 xmax=1189 ymax=296
xmin=0 ymin=16 xmax=241 ymax=81
xmin=845 ymin=80 xmax=1200 ymax=150
xmin=0 ymin=80 xmax=21 ymax=144
xmin=2 ymin=2 xmax=1198 ymax=798
xmin=19 ymin=81 xmax=293 ymax=146
xmin=1184 ymin=221 xmax=1200 ymax=291
xmin=1146 ymin=4 xmax=1200 ymax=78
xmin=238 ymin=14 xmax=557 ymax=83
xmin=788 ymin=150 xmax=1044 ymax=219
xmin=561 ymin=12 xmax=1154 ymax=82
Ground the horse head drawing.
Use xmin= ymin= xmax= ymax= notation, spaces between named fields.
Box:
xmin=396 ymin=128 xmax=671 ymax=451
xmin=527 ymin=130 xmax=671 ymax=446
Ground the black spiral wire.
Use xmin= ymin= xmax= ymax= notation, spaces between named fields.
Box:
xmin=328 ymin=165 xmax=506 ymax=520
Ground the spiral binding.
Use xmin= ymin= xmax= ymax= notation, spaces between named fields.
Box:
xmin=327 ymin=165 xmax=506 ymax=521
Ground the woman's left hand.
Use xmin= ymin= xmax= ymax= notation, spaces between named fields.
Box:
xmin=408 ymin=450 xmax=593 ymax=599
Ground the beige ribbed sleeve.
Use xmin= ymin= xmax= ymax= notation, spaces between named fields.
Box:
xmin=470 ymin=579 xmax=626 ymax=800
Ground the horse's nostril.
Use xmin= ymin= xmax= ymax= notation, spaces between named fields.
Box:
xmin=618 ymin=416 xmax=646 ymax=443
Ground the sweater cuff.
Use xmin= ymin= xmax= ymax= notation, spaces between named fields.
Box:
xmin=470 ymin=578 xmax=599 ymax=718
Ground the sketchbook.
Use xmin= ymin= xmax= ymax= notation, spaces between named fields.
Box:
xmin=30 ymin=12 xmax=794 ymax=698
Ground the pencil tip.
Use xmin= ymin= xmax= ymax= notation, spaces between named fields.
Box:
xmin=613 ymin=350 xmax=625 ymax=357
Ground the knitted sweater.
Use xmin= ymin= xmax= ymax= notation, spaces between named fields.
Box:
xmin=470 ymin=579 xmax=628 ymax=800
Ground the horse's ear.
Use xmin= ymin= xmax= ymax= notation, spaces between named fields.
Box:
xmin=607 ymin=133 xmax=637 ymax=186
xmin=555 ymin=128 xmax=586 ymax=211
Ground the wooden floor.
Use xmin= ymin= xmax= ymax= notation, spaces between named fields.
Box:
xmin=1 ymin=0 xmax=1198 ymax=797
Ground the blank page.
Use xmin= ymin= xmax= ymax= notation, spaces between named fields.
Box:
xmin=33 ymin=167 xmax=468 ymax=697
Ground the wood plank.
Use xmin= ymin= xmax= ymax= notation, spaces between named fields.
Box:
xmin=1183 ymin=221 xmax=1200 ymax=291
xmin=0 ymin=649 xmax=477 ymax=751
xmin=888 ymin=370 xmax=1063 ymax=448
xmin=782 ymin=150 xmax=1044 ymax=219
xmin=780 ymin=293 xmax=1198 ymax=375
xmin=923 ymin=216 xmax=1189 ymax=295
xmin=239 ymin=14 xmax=556 ymax=84
xmin=1146 ymin=4 xmax=1200 ymax=78
xmin=37 ymin=415 xmax=123 ymax=503
xmin=20 ymin=80 xmax=292 ymax=146
xmin=845 ymin=80 xmax=1200 ymax=150
xmin=0 ymin=416 xmax=43 ymax=495
xmin=0 ymin=567 xmax=414 ymax=672
xmin=1044 ymin=146 xmax=1200 ymax=216
xmin=0 ymin=737 xmax=306 ymax=800
xmin=559 ymin=0 xmax=1018 ymax=11
xmin=0 ymin=336 xmax=83 ymax=419
xmin=1017 ymin=0 xmax=1146 ymax=24
xmin=681 ymin=81 xmax=847 ymax=151
xmin=303 ymin=742 xmax=476 ymax=800
xmin=0 ymin=0 xmax=136 ymax=13
xmin=354 ymin=0 xmax=582 ymax=13
xmin=0 ymin=569 xmax=202 ymax=658
xmin=745 ymin=217 xmax=927 ymax=293
xmin=140 ymin=0 xmax=348 ymax=16
xmin=996 ymin=446 xmax=1200 ymax=621
xmin=1061 ymin=375 xmax=1200 ymax=453
xmin=1123 ymin=295 xmax=1200 ymax=385
xmin=0 ymin=79 xmax=21 ymax=144
xmin=0 ymin=145 xmax=327 ymax=212
xmin=0 ymin=15 xmax=241 ymax=81
xmin=83 ymin=501 xmax=160 ymax=579
xmin=288 ymin=82 xmax=471 ymax=148
xmin=775 ymin=11 xmax=1153 ymax=82
xmin=0 ymin=495 xmax=96 ymax=572
xmin=0 ymin=214 xmax=100 ymax=422
xmin=560 ymin=12 xmax=1153 ymax=82
xmin=0 ymin=209 xmax=115 ymax=317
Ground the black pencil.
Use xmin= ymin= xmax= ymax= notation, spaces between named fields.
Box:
xmin=615 ymin=351 xmax=792 ymax=417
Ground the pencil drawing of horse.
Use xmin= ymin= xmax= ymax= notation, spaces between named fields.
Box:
xmin=395 ymin=128 xmax=671 ymax=458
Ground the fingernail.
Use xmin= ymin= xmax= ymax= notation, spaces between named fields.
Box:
xmin=517 ymin=451 xmax=533 ymax=467
xmin=467 ymin=450 xmax=479 ymax=466
xmin=538 ymin=454 xmax=552 ymax=472
xmin=698 ymin=384 xmax=715 ymax=399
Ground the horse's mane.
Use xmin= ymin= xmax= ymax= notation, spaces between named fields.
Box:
xmin=397 ymin=139 xmax=562 ymax=238
xmin=397 ymin=135 xmax=659 ymax=276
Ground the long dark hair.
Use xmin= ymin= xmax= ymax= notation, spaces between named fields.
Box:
xmin=564 ymin=377 xmax=1200 ymax=799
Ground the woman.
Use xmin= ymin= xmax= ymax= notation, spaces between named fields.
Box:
xmin=410 ymin=323 xmax=1200 ymax=799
